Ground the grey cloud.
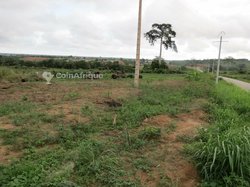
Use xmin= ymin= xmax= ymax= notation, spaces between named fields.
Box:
xmin=0 ymin=0 xmax=249 ymax=59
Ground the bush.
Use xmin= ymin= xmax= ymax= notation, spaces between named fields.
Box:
xmin=189 ymin=82 xmax=250 ymax=186
xmin=192 ymin=128 xmax=250 ymax=182
xmin=0 ymin=67 xmax=21 ymax=82
xmin=186 ymin=71 xmax=202 ymax=81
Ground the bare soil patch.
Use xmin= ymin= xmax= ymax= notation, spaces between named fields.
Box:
xmin=0 ymin=140 xmax=22 ymax=165
xmin=47 ymin=103 xmax=90 ymax=124
xmin=0 ymin=83 xmax=14 ymax=90
xmin=144 ymin=115 xmax=172 ymax=128
xmin=0 ymin=81 xmax=137 ymax=104
xmin=138 ymin=110 xmax=206 ymax=187
xmin=0 ymin=117 xmax=16 ymax=130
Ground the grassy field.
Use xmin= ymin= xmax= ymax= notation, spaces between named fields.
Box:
xmin=0 ymin=66 xmax=249 ymax=186
xmin=187 ymin=82 xmax=250 ymax=186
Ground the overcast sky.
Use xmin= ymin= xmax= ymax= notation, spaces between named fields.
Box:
xmin=0 ymin=0 xmax=249 ymax=60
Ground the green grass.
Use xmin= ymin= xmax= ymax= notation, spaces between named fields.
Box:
xmin=2 ymin=71 xmax=247 ymax=186
xmin=133 ymin=156 xmax=153 ymax=172
xmin=188 ymin=82 xmax=250 ymax=186
xmin=138 ymin=127 xmax=161 ymax=141
xmin=142 ymin=73 xmax=186 ymax=81
xmin=11 ymin=112 xmax=59 ymax=126
xmin=0 ymin=101 xmax=35 ymax=117
xmin=0 ymin=101 xmax=65 ymax=150
xmin=0 ymin=148 xmax=68 ymax=187
xmin=73 ymin=140 xmax=135 ymax=186
xmin=63 ymin=92 xmax=81 ymax=101
xmin=0 ymin=66 xmax=43 ymax=82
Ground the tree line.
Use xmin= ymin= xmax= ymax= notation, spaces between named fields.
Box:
xmin=0 ymin=56 xmax=134 ymax=72
xmin=0 ymin=56 xmax=185 ymax=74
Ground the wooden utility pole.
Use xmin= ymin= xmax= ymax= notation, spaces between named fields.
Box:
xmin=134 ymin=0 xmax=142 ymax=88
xmin=216 ymin=35 xmax=223 ymax=84
xmin=213 ymin=31 xmax=228 ymax=84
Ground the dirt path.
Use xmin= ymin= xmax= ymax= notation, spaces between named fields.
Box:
xmin=137 ymin=110 xmax=206 ymax=187
xmin=221 ymin=76 xmax=250 ymax=91
xmin=164 ymin=111 xmax=204 ymax=187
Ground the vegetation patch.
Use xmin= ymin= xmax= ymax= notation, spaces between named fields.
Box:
xmin=138 ymin=127 xmax=161 ymax=141
xmin=2 ymin=70 xmax=248 ymax=186
xmin=188 ymin=82 xmax=250 ymax=186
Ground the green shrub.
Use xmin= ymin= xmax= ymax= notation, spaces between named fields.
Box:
xmin=192 ymin=127 xmax=250 ymax=185
xmin=186 ymin=71 xmax=202 ymax=81
xmin=214 ymin=83 xmax=250 ymax=116
xmin=189 ymin=82 xmax=250 ymax=186
xmin=0 ymin=67 xmax=21 ymax=82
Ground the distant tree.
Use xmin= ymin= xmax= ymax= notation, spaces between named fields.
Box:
xmin=159 ymin=61 xmax=169 ymax=70
xmin=223 ymin=57 xmax=235 ymax=71
xmin=238 ymin=64 xmax=247 ymax=74
xmin=151 ymin=59 xmax=160 ymax=70
xmin=92 ymin=59 xmax=101 ymax=69
xmin=143 ymin=64 xmax=151 ymax=70
xmin=151 ymin=57 xmax=169 ymax=72
xmin=109 ymin=61 xmax=123 ymax=71
xmin=145 ymin=23 xmax=177 ymax=64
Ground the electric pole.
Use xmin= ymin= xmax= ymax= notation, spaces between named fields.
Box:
xmin=134 ymin=0 xmax=142 ymax=88
xmin=215 ymin=32 xmax=227 ymax=84
xmin=216 ymin=35 xmax=223 ymax=84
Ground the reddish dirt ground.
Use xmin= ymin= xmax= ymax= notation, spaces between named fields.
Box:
xmin=0 ymin=117 xmax=22 ymax=164
xmin=0 ymin=140 xmax=22 ymax=165
xmin=0 ymin=79 xmax=204 ymax=185
xmin=138 ymin=110 xmax=206 ymax=187
xmin=0 ymin=81 xmax=137 ymax=104
xmin=0 ymin=81 xmax=137 ymax=164
xmin=0 ymin=117 xmax=16 ymax=130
